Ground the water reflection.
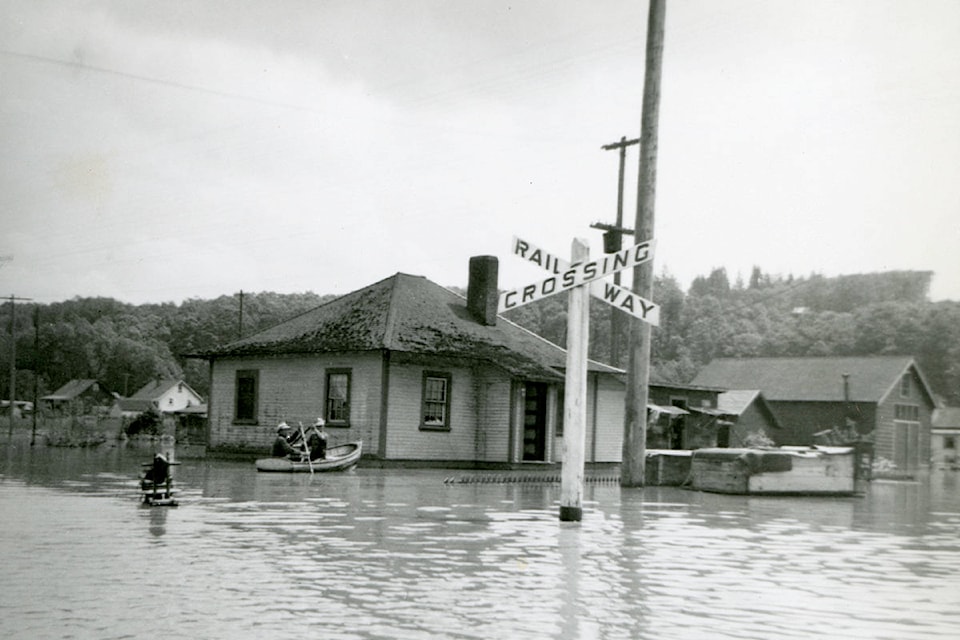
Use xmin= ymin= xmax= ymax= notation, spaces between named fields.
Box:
xmin=1 ymin=437 xmax=959 ymax=639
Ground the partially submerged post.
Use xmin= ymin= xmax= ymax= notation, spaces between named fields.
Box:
xmin=560 ymin=238 xmax=590 ymax=521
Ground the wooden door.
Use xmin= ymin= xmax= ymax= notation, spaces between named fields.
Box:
xmin=522 ymin=382 xmax=547 ymax=461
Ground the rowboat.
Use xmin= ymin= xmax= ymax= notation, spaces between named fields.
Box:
xmin=690 ymin=445 xmax=857 ymax=496
xmin=256 ymin=440 xmax=363 ymax=473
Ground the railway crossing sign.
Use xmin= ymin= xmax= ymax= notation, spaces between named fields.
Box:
xmin=498 ymin=236 xmax=660 ymax=326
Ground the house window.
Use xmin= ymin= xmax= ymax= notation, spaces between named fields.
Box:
xmin=945 ymin=436 xmax=956 ymax=450
xmin=894 ymin=404 xmax=919 ymax=422
xmin=325 ymin=369 xmax=351 ymax=426
xmin=421 ymin=372 xmax=451 ymax=430
xmin=900 ymin=374 xmax=912 ymax=398
xmin=234 ymin=369 xmax=259 ymax=424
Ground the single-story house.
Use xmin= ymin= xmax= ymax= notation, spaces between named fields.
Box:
xmin=691 ymin=356 xmax=936 ymax=473
xmin=715 ymin=389 xmax=782 ymax=447
xmin=193 ymin=256 xmax=634 ymax=466
xmin=40 ymin=379 xmax=116 ymax=416
xmin=118 ymin=378 xmax=205 ymax=419
xmin=931 ymin=406 xmax=960 ymax=469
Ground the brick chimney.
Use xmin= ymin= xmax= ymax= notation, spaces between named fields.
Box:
xmin=466 ymin=255 xmax=499 ymax=326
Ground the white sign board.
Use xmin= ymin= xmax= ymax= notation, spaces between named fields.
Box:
xmin=500 ymin=236 xmax=660 ymax=325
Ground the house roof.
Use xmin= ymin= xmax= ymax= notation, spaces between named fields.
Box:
xmin=194 ymin=272 xmax=621 ymax=381
xmin=717 ymin=389 xmax=764 ymax=415
xmin=41 ymin=379 xmax=105 ymax=401
xmin=129 ymin=378 xmax=202 ymax=402
xmin=933 ymin=407 xmax=960 ymax=429
xmin=691 ymin=356 xmax=934 ymax=404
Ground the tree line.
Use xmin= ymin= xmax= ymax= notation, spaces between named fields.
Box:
xmin=2 ymin=269 xmax=958 ymax=407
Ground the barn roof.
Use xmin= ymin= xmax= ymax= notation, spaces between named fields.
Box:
xmin=41 ymin=379 xmax=105 ymax=401
xmin=196 ymin=272 xmax=621 ymax=381
xmin=691 ymin=356 xmax=934 ymax=404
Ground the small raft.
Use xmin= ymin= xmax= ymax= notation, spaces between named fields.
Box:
xmin=256 ymin=441 xmax=362 ymax=473
xmin=140 ymin=453 xmax=180 ymax=506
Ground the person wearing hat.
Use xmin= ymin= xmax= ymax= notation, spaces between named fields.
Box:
xmin=306 ymin=418 xmax=328 ymax=461
xmin=272 ymin=422 xmax=299 ymax=458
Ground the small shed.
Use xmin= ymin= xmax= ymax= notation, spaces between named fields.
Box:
xmin=715 ymin=389 xmax=782 ymax=447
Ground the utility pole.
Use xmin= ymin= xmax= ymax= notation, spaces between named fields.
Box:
xmin=6 ymin=294 xmax=32 ymax=437
xmin=238 ymin=290 xmax=244 ymax=340
xmin=593 ymin=135 xmax=640 ymax=367
xmin=32 ymin=306 xmax=39 ymax=446
xmin=622 ymin=0 xmax=666 ymax=487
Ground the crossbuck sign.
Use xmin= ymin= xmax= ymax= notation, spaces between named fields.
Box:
xmin=498 ymin=236 xmax=660 ymax=326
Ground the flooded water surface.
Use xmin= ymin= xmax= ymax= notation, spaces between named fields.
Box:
xmin=2 ymin=439 xmax=959 ymax=639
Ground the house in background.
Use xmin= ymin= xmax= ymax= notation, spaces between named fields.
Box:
xmin=40 ymin=379 xmax=116 ymax=416
xmin=691 ymin=356 xmax=937 ymax=474
xmin=715 ymin=389 xmax=782 ymax=447
xmin=117 ymin=378 xmax=204 ymax=419
xmin=193 ymin=256 xmax=630 ymax=466
xmin=645 ymin=382 xmax=725 ymax=450
xmin=932 ymin=406 xmax=960 ymax=469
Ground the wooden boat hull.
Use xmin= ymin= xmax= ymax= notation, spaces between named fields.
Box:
xmin=256 ymin=441 xmax=362 ymax=473
xmin=691 ymin=446 xmax=856 ymax=495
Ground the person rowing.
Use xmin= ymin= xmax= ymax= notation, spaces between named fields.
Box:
xmin=306 ymin=418 xmax=328 ymax=461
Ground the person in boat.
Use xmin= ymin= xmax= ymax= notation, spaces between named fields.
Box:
xmin=272 ymin=422 xmax=300 ymax=458
xmin=306 ymin=418 xmax=328 ymax=461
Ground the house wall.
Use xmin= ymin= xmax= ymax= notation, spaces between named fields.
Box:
xmin=384 ymin=359 xmax=501 ymax=462
xmin=550 ymin=373 xmax=624 ymax=464
xmin=592 ymin=374 xmax=626 ymax=462
xmin=208 ymin=352 xmax=383 ymax=452
xmin=156 ymin=383 xmax=203 ymax=413
xmin=766 ymin=401 xmax=857 ymax=445
xmin=730 ymin=403 xmax=776 ymax=446
xmin=931 ymin=430 xmax=959 ymax=468
xmin=875 ymin=384 xmax=932 ymax=473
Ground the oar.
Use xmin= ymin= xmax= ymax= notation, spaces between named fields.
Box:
xmin=298 ymin=422 xmax=314 ymax=474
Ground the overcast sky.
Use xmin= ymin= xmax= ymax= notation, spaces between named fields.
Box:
xmin=2 ymin=0 xmax=958 ymax=305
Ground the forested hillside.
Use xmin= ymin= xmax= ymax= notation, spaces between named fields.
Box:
xmin=503 ymin=268 xmax=960 ymax=405
xmin=0 ymin=292 xmax=334 ymax=402
xmin=2 ymin=269 xmax=958 ymax=406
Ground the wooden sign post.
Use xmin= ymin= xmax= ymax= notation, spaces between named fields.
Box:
xmin=501 ymin=235 xmax=658 ymax=521
xmin=559 ymin=238 xmax=590 ymax=522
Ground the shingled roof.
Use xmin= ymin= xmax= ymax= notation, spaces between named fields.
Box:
xmin=691 ymin=356 xmax=933 ymax=403
xmin=41 ymin=379 xmax=107 ymax=401
xmin=197 ymin=272 xmax=620 ymax=381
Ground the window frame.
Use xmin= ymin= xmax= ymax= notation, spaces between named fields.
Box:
xmin=234 ymin=369 xmax=259 ymax=425
xmin=900 ymin=373 xmax=912 ymax=398
xmin=324 ymin=368 xmax=352 ymax=427
xmin=420 ymin=371 xmax=452 ymax=431
xmin=894 ymin=403 xmax=919 ymax=422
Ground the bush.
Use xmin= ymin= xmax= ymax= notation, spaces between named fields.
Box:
xmin=742 ymin=431 xmax=776 ymax=449
xmin=125 ymin=409 xmax=162 ymax=437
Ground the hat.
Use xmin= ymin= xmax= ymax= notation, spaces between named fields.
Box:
xmin=277 ymin=422 xmax=290 ymax=433
xmin=314 ymin=418 xmax=325 ymax=427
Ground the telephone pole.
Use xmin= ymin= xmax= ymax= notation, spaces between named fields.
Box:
xmin=593 ymin=135 xmax=640 ymax=367
xmin=622 ymin=0 xmax=666 ymax=487
xmin=6 ymin=294 xmax=32 ymax=437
